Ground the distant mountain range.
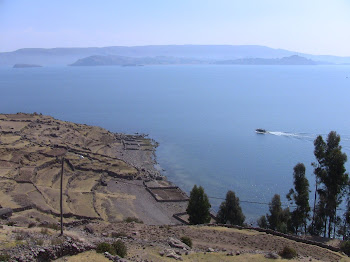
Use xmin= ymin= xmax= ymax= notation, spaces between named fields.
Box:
xmin=1 ymin=45 xmax=350 ymax=66
xmin=70 ymin=54 xmax=318 ymax=66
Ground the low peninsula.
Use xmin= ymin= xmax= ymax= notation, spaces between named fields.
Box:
xmin=13 ymin=64 xmax=42 ymax=68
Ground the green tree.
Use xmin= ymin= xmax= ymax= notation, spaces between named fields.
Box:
xmin=217 ymin=190 xmax=245 ymax=226
xmin=286 ymin=163 xmax=310 ymax=234
xmin=267 ymin=194 xmax=291 ymax=233
xmin=186 ymin=185 xmax=211 ymax=225
xmin=267 ymin=194 xmax=282 ymax=230
xmin=257 ymin=215 xmax=268 ymax=229
xmin=312 ymin=131 xmax=348 ymax=238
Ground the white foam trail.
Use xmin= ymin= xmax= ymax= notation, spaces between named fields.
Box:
xmin=268 ymin=131 xmax=300 ymax=137
xmin=267 ymin=131 xmax=316 ymax=141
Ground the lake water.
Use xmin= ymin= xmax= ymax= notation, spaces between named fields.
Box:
xmin=1 ymin=65 xmax=349 ymax=222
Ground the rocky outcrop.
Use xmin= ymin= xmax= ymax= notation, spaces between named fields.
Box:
xmin=9 ymin=239 xmax=95 ymax=262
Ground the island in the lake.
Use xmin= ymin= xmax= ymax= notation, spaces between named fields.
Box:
xmin=69 ymin=54 xmax=320 ymax=66
xmin=13 ymin=64 xmax=42 ymax=68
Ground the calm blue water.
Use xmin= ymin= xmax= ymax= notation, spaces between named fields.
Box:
xmin=1 ymin=65 xmax=350 ymax=221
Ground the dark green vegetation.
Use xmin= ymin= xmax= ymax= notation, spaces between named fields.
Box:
xmin=287 ymin=163 xmax=310 ymax=234
xmin=96 ymin=242 xmax=115 ymax=255
xmin=96 ymin=241 xmax=127 ymax=257
xmin=266 ymin=194 xmax=291 ymax=233
xmin=186 ymin=185 xmax=211 ymax=225
xmin=340 ymin=240 xmax=350 ymax=256
xmin=180 ymin=236 xmax=193 ymax=248
xmin=112 ymin=240 xmax=128 ymax=258
xmin=311 ymin=131 xmax=348 ymax=238
xmin=255 ymin=131 xmax=349 ymax=241
xmin=279 ymin=246 xmax=298 ymax=259
xmin=0 ymin=253 xmax=10 ymax=261
xmin=217 ymin=190 xmax=245 ymax=226
xmin=187 ymin=131 xmax=348 ymax=244
xmin=123 ymin=217 xmax=143 ymax=224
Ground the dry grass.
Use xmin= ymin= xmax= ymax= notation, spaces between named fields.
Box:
xmin=198 ymin=226 xmax=264 ymax=236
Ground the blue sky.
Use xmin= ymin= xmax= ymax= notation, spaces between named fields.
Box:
xmin=1 ymin=0 xmax=350 ymax=56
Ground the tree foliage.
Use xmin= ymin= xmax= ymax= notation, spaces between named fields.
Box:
xmin=312 ymin=131 xmax=348 ymax=237
xmin=286 ymin=163 xmax=310 ymax=234
xmin=257 ymin=215 xmax=268 ymax=229
xmin=267 ymin=194 xmax=291 ymax=233
xmin=186 ymin=185 xmax=211 ymax=225
xmin=217 ymin=190 xmax=245 ymax=226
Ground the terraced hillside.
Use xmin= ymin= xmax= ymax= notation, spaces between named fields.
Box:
xmin=0 ymin=113 xmax=187 ymax=225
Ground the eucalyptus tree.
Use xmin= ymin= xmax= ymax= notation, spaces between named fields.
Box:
xmin=186 ymin=185 xmax=211 ymax=225
xmin=217 ymin=190 xmax=245 ymax=226
xmin=312 ymin=131 xmax=348 ymax=238
xmin=287 ymin=163 xmax=310 ymax=234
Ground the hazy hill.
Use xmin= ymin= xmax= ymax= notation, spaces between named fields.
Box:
xmin=215 ymin=55 xmax=317 ymax=65
xmin=70 ymin=55 xmax=207 ymax=66
xmin=70 ymin=54 xmax=318 ymax=66
xmin=1 ymin=45 xmax=350 ymax=66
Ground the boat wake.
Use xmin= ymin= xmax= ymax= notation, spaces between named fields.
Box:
xmin=267 ymin=131 xmax=317 ymax=141
xmin=266 ymin=132 xmax=350 ymax=151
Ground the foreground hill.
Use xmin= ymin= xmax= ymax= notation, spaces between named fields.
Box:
xmin=0 ymin=222 xmax=348 ymax=261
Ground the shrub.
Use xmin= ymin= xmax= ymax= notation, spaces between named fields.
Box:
xmin=15 ymin=233 xmax=25 ymax=241
xmin=6 ymin=221 xmax=15 ymax=226
xmin=96 ymin=242 xmax=115 ymax=255
xmin=123 ymin=217 xmax=143 ymax=224
xmin=180 ymin=236 xmax=192 ymax=248
xmin=35 ymin=239 xmax=44 ymax=246
xmin=40 ymin=223 xmax=60 ymax=231
xmin=341 ymin=241 xmax=350 ymax=256
xmin=279 ymin=246 xmax=297 ymax=259
xmin=40 ymin=228 xmax=49 ymax=235
xmin=0 ymin=253 xmax=10 ymax=261
xmin=51 ymin=238 xmax=64 ymax=245
xmin=112 ymin=240 xmax=127 ymax=258
xmin=28 ymin=222 xmax=36 ymax=228
xmin=111 ymin=231 xmax=127 ymax=238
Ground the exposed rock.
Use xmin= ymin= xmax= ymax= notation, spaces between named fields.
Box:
xmin=164 ymin=249 xmax=182 ymax=260
xmin=168 ymin=237 xmax=190 ymax=250
xmin=207 ymin=247 xmax=214 ymax=252
xmin=84 ymin=225 xmax=94 ymax=234
xmin=236 ymin=251 xmax=241 ymax=255
xmin=264 ymin=252 xmax=279 ymax=259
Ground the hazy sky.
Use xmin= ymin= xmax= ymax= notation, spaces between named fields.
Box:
xmin=1 ymin=0 xmax=350 ymax=56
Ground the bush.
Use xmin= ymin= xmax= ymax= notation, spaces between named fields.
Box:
xmin=28 ymin=222 xmax=36 ymax=228
xmin=35 ymin=239 xmax=44 ymax=246
xmin=112 ymin=240 xmax=127 ymax=258
xmin=111 ymin=231 xmax=127 ymax=238
xmin=341 ymin=241 xmax=350 ymax=256
xmin=96 ymin=242 xmax=115 ymax=255
xmin=41 ymin=228 xmax=49 ymax=235
xmin=180 ymin=236 xmax=192 ymax=248
xmin=40 ymin=223 xmax=60 ymax=231
xmin=0 ymin=253 xmax=10 ymax=261
xmin=6 ymin=221 xmax=15 ymax=226
xmin=123 ymin=217 xmax=143 ymax=224
xmin=15 ymin=233 xmax=26 ymax=241
xmin=51 ymin=237 xmax=64 ymax=245
xmin=279 ymin=246 xmax=297 ymax=259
